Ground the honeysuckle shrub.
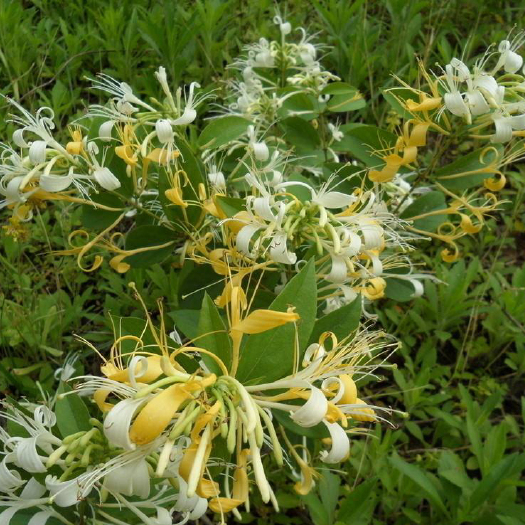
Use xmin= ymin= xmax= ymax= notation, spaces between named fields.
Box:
xmin=1 ymin=12 xmax=524 ymax=525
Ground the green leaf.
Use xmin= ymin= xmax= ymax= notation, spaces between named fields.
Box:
xmin=401 ymin=191 xmax=448 ymax=232
xmin=197 ymin=116 xmax=252 ymax=149
xmin=309 ymin=297 xmax=360 ymax=344
xmin=324 ymin=83 xmax=366 ymax=112
xmin=382 ymin=88 xmax=418 ymax=119
xmin=215 ymin=195 xmax=245 ymax=217
xmin=319 ymin=470 xmax=341 ymax=525
xmin=469 ymin=453 xmax=525 ymax=510
xmin=55 ymin=384 xmax=91 ymax=438
xmin=125 ymin=225 xmax=175 ymax=267
xmin=434 ymin=146 xmax=502 ymax=190
xmin=384 ymin=277 xmax=417 ymax=302
xmin=169 ymin=309 xmax=200 ymax=340
xmin=389 ymin=454 xmax=449 ymax=515
xmin=197 ymin=294 xmax=232 ymax=375
xmin=280 ymin=116 xmax=320 ymax=150
xmin=302 ymin=493 xmax=330 ymax=525
xmin=338 ymin=478 xmax=377 ymax=522
xmin=277 ymin=89 xmax=317 ymax=120
xmin=82 ymin=192 xmax=123 ymax=230
xmin=235 ymin=259 xmax=317 ymax=383
xmin=337 ymin=125 xmax=397 ymax=167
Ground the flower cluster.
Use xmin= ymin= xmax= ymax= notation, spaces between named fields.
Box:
xmin=0 ymin=283 xmax=396 ymax=524
xmin=439 ymin=32 xmax=525 ymax=142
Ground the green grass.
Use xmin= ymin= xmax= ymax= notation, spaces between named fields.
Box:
xmin=1 ymin=1 xmax=524 ymax=523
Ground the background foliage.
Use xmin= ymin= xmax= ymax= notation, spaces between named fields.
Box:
xmin=1 ymin=0 xmax=524 ymax=524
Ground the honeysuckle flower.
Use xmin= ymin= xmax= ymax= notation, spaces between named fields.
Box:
xmin=90 ymin=73 xmax=155 ymax=116
xmin=207 ymin=165 xmax=226 ymax=189
xmin=247 ymin=125 xmax=269 ymax=161
xmin=494 ymin=34 xmax=525 ymax=74
xmin=171 ymin=82 xmax=201 ymax=126
xmin=103 ymin=456 xmax=151 ymax=498
xmin=273 ymin=15 xmax=291 ymax=36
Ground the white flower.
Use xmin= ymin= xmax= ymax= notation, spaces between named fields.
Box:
xmin=328 ymin=123 xmax=344 ymax=142
xmin=93 ymin=167 xmax=121 ymax=191
xmin=103 ymin=457 xmax=150 ymax=498
xmin=496 ymin=38 xmax=524 ymax=74
xmin=171 ymin=82 xmax=201 ymax=126
xmin=319 ymin=421 xmax=350 ymax=463
xmin=247 ymin=126 xmax=269 ymax=161
xmin=28 ymin=141 xmax=47 ymax=164
xmin=443 ymin=64 xmax=470 ymax=119
xmin=103 ymin=398 xmax=148 ymax=451
xmin=45 ymin=475 xmax=83 ymax=507
xmin=155 ymin=119 xmax=174 ymax=144
xmin=207 ymin=165 xmax=226 ymax=189
xmin=0 ymin=457 xmax=24 ymax=492
xmin=491 ymin=112 xmax=525 ymax=143
xmin=290 ymin=385 xmax=328 ymax=427
xmin=99 ymin=120 xmax=115 ymax=141
xmin=270 ymin=231 xmax=297 ymax=264
xmin=273 ymin=15 xmax=291 ymax=36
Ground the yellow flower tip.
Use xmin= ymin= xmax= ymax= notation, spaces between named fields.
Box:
xmin=369 ymin=154 xmax=403 ymax=183
xmin=109 ymin=255 xmax=131 ymax=273
xmin=209 ymin=497 xmax=244 ymax=514
xmin=198 ymin=478 xmax=220 ymax=499
xmin=228 ymin=211 xmax=252 ymax=234
xmin=147 ymin=148 xmax=180 ymax=165
xmin=351 ymin=398 xmax=376 ymax=422
xmin=441 ymin=247 xmax=460 ymax=263
xmin=66 ymin=141 xmax=83 ymax=155
xmin=405 ymin=96 xmax=442 ymax=112
xmin=338 ymin=374 xmax=357 ymax=405
xmin=93 ymin=388 xmax=113 ymax=412
xmin=484 ymin=173 xmax=506 ymax=191
xmin=361 ymin=277 xmax=386 ymax=300
xmin=230 ymin=308 xmax=300 ymax=335
xmin=115 ymin=145 xmax=138 ymax=166
xmin=129 ymin=383 xmax=195 ymax=445
xmin=165 ymin=188 xmax=188 ymax=208
xmin=459 ymin=214 xmax=483 ymax=234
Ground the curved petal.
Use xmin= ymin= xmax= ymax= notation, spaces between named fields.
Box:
xmin=15 ymin=437 xmax=46 ymax=473
xmin=326 ymin=255 xmax=347 ymax=283
xmin=171 ymin=107 xmax=197 ymax=126
xmin=93 ymin=167 xmax=121 ymax=190
xmin=270 ymin=232 xmax=297 ymax=264
xmin=315 ymin=191 xmax=355 ymax=209
xmin=29 ymin=141 xmax=47 ymax=164
xmin=104 ymin=398 xmax=148 ymax=450
xmin=291 ymin=386 xmax=328 ymax=428
xmin=253 ymin=197 xmax=276 ymax=222
xmin=28 ymin=511 xmax=55 ymax=525
xmin=39 ymin=173 xmax=74 ymax=192
xmin=20 ymin=478 xmax=46 ymax=499
xmin=236 ymin=224 xmax=262 ymax=256
xmin=252 ymin=141 xmax=269 ymax=161
xmin=45 ymin=475 xmax=82 ymax=507
xmin=320 ymin=421 xmax=350 ymax=463
xmin=104 ymin=457 xmax=150 ymax=498
xmin=444 ymin=92 xmax=469 ymax=118
xmin=504 ymin=50 xmax=523 ymax=73
xmin=13 ymin=129 xmax=29 ymax=148
xmin=466 ymin=90 xmax=490 ymax=116
xmin=99 ymin=120 xmax=115 ymax=141
xmin=361 ymin=224 xmax=383 ymax=250
xmin=491 ymin=115 xmax=513 ymax=143
xmin=0 ymin=458 xmax=24 ymax=492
